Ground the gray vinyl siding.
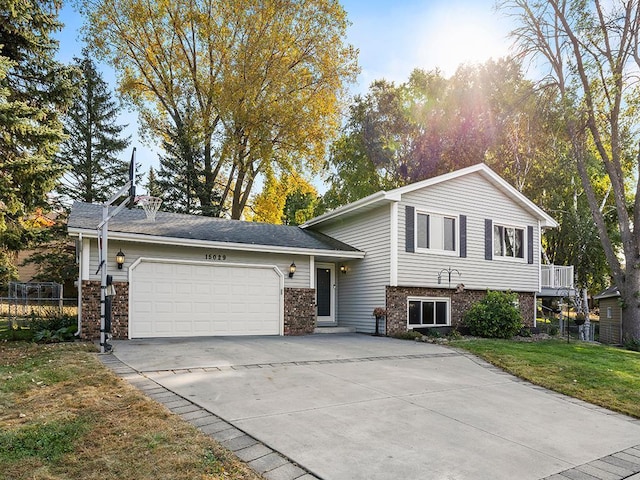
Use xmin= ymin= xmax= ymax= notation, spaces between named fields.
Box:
xmin=315 ymin=205 xmax=391 ymax=333
xmin=84 ymin=239 xmax=311 ymax=288
xmin=398 ymin=173 xmax=540 ymax=292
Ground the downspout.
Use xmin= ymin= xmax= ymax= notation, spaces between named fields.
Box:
xmin=535 ymin=220 xmax=542 ymax=329
xmin=75 ymin=233 xmax=83 ymax=337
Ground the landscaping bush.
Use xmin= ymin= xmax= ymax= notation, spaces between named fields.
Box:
xmin=0 ymin=322 xmax=34 ymax=341
xmin=392 ymin=330 xmax=423 ymax=340
xmin=28 ymin=309 xmax=76 ymax=332
xmin=28 ymin=309 xmax=77 ymax=343
xmin=625 ymin=337 xmax=640 ymax=352
xmin=463 ymin=290 xmax=523 ymax=339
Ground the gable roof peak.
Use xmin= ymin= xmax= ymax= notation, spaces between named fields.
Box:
xmin=302 ymin=163 xmax=558 ymax=228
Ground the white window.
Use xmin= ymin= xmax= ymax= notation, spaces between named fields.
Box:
xmin=416 ymin=212 xmax=457 ymax=253
xmin=607 ymin=306 xmax=612 ymax=319
xmin=493 ymin=224 xmax=525 ymax=259
xmin=407 ymin=297 xmax=450 ymax=327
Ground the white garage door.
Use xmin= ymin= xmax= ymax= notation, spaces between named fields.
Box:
xmin=129 ymin=259 xmax=283 ymax=338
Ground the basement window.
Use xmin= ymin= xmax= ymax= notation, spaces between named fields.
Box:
xmin=407 ymin=297 xmax=450 ymax=327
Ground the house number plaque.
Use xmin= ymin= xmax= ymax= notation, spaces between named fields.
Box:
xmin=205 ymin=254 xmax=227 ymax=260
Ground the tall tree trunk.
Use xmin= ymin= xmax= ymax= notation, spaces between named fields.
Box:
xmin=620 ymin=271 xmax=640 ymax=344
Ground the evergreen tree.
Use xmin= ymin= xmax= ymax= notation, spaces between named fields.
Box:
xmin=156 ymin=118 xmax=224 ymax=216
xmin=0 ymin=0 xmax=77 ymax=283
xmin=56 ymin=51 xmax=130 ymax=204
xmin=146 ymin=167 xmax=162 ymax=198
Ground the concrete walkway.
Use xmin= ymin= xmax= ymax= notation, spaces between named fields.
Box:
xmin=103 ymin=335 xmax=640 ymax=480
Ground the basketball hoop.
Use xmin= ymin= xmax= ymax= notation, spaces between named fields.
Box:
xmin=136 ymin=196 xmax=162 ymax=221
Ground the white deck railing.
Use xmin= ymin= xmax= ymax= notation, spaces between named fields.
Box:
xmin=541 ymin=265 xmax=574 ymax=289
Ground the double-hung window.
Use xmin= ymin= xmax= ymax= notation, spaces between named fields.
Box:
xmin=493 ymin=224 xmax=524 ymax=259
xmin=408 ymin=297 xmax=450 ymax=327
xmin=416 ymin=212 xmax=457 ymax=253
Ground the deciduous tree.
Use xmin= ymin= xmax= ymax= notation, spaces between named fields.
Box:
xmin=80 ymin=0 xmax=358 ymax=218
xmin=323 ymin=57 xmax=613 ymax=307
xmin=251 ymin=172 xmax=318 ymax=225
xmin=502 ymin=0 xmax=640 ymax=342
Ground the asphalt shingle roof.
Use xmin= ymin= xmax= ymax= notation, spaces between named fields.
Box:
xmin=594 ymin=285 xmax=619 ymax=300
xmin=68 ymin=202 xmax=361 ymax=253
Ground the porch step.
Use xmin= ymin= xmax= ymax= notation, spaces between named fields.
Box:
xmin=313 ymin=326 xmax=356 ymax=334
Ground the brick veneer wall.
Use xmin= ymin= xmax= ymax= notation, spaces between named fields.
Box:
xmin=284 ymin=287 xmax=316 ymax=335
xmin=81 ymin=280 xmax=129 ymax=340
xmin=385 ymin=286 xmax=535 ymax=336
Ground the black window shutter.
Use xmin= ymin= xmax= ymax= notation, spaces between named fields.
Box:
xmin=405 ymin=206 xmax=415 ymax=253
xmin=425 ymin=214 xmax=430 ymax=249
xmin=527 ymin=226 xmax=534 ymax=264
xmin=459 ymin=215 xmax=467 ymax=258
xmin=485 ymin=219 xmax=493 ymax=260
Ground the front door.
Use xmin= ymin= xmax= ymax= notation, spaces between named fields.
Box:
xmin=316 ymin=263 xmax=335 ymax=325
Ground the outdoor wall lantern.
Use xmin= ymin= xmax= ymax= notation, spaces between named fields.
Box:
xmin=115 ymin=249 xmax=126 ymax=270
xmin=340 ymin=264 xmax=347 ymax=274
xmin=289 ymin=262 xmax=296 ymax=278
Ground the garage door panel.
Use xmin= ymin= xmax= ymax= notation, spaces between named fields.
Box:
xmin=130 ymin=261 xmax=282 ymax=338
xmin=155 ymin=283 xmax=174 ymax=295
xmin=154 ymin=263 xmax=175 ymax=275
xmin=193 ymin=283 xmax=212 ymax=295
xmin=155 ymin=302 xmax=174 ymax=313
xmin=175 ymin=286 xmax=192 ymax=296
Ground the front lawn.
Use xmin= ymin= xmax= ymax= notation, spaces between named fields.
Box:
xmin=0 ymin=341 xmax=263 ymax=480
xmin=451 ymin=338 xmax=640 ymax=418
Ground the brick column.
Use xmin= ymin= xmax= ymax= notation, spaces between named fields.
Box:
xmin=81 ymin=280 xmax=129 ymax=340
xmin=284 ymin=287 xmax=316 ymax=335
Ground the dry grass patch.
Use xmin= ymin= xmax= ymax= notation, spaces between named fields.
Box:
xmin=0 ymin=342 xmax=264 ymax=480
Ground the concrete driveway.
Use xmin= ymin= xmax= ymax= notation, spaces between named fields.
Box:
xmin=110 ymin=335 xmax=640 ymax=480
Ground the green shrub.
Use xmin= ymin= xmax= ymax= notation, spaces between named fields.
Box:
xmin=463 ymin=291 xmax=523 ymax=339
xmin=393 ymin=330 xmax=423 ymax=340
xmin=0 ymin=324 xmax=34 ymax=341
xmin=447 ymin=329 xmax=463 ymax=341
xmin=518 ymin=326 xmax=532 ymax=337
xmin=27 ymin=309 xmax=77 ymax=344
xmin=28 ymin=309 xmax=76 ymax=333
xmin=33 ymin=326 xmax=77 ymax=343
xmin=624 ymin=338 xmax=640 ymax=352
xmin=422 ymin=328 xmax=440 ymax=338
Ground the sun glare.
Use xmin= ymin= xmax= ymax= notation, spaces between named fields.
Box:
xmin=417 ymin=6 xmax=512 ymax=75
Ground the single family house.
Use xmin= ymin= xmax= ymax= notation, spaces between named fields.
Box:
xmin=68 ymin=163 xmax=562 ymax=340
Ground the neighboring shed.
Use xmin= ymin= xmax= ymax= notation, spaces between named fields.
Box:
xmin=594 ymin=286 xmax=622 ymax=345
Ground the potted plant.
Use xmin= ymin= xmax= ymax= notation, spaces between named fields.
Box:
xmin=574 ymin=312 xmax=586 ymax=326
xmin=372 ymin=307 xmax=387 ymax=336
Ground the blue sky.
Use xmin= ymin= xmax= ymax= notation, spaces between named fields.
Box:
xmin=54 ymin=0 xmax=513 ymax=194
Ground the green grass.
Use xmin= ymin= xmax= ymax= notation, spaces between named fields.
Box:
xmin=451 ymin=338 xmax=640 ymax=418
xmin=0 ymin=418 xmax=90 ymax=462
